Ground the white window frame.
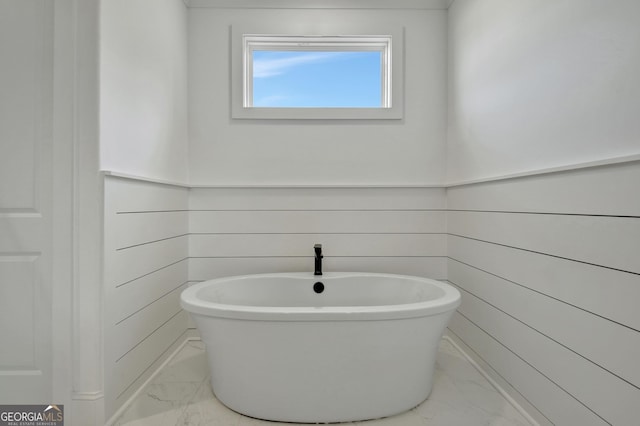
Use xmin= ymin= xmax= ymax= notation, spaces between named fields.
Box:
xmin=244 ymin=35 xmax=392 ymax=109
xmin=231 ymin=27 xmax=404 ymax=120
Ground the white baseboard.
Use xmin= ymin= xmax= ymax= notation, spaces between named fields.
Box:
xmin=442 ymin=333 xmax=544 ymax=426
xmin=71 ymin=395 xmax=105 ymax=426
xmin=104 ymin=329 xmax=201 ymax=426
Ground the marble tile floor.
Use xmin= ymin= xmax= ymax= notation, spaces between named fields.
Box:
xmin=113 ymin=338 xmax=532 ymax=426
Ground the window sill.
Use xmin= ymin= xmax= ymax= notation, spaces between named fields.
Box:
xmin=231 ymin=106 xmax=403 ymax=120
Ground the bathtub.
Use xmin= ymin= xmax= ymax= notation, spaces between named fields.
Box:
xmin=180 ymin=272 xmax=461 ymax=423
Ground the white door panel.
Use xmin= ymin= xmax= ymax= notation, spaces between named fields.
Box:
xmin=0 ymin=0 xmax=53 ymax=403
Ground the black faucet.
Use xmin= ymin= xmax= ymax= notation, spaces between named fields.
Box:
xmin=314 ymin=244 xmax=323 ymax=276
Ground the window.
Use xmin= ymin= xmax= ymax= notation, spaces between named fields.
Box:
xmin=231 ymin=29 xmax=404 ymax=120
xmin=245 ymin=35 xmax=390 ymax=109
xmin=251 ymin=50 xmax=383 ymax=107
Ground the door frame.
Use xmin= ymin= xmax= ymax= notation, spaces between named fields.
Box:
xmin=51 ymin=0 xmax=104 ymax=424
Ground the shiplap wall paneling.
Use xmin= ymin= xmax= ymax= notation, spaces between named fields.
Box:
xmin=188 ymin=187 xmax=448 ymax=283
xmin=190 ymin=210 xmax=446 ymax=234
xmin=449 ymin=255 xmax=640 ymax=397
xmin=447 ymin=313 xmax=607 ymax=426
xmin=449 ymin=276 xmax=639 ymax=425
xmin=189 ymin=187 xmax=447 ymax=210
xmin=448 ymin=235 xmax=640 ymax=334
xmin=446 ymin=160 xmax=640 ymax=216
xmin=443 ymin=331 xmax=554 ymax=426
xmin=189 ymin=257 xmax=448 ymax=283
xmin=104 ymin=177 xmax=190 ymax=417
xmin=448 ymin=210 xmax=639 ymax=275
xmin=446 ymin=161 xmax=640 ymax=426
xmin=190 ymin=233 xmax=446 ymax=257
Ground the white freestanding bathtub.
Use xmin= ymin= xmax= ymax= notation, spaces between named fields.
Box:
xmin=180 ymin=272 xmax=461 ymax=423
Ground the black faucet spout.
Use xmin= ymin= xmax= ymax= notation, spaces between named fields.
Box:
xmin=314 ymin=244 xmax=323 ymax=276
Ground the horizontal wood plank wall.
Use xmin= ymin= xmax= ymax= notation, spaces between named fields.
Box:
xmin=188 ymin=187 xmax=448 ymax=292
xmin=104 ymin=176 xmax=190 ymax=417
xmin=445 ymin=160 xmax=640 ymax=426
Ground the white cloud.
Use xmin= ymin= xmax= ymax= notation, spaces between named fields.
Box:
xmin=253 ymin=52 xmax=344 ymax=79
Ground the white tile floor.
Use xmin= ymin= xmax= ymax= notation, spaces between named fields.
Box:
xmin=113 ymin=338 xmax=532 ymax=426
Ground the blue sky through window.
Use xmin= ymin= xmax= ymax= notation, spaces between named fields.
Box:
xmin=252 ymin=50 xmax=382 ymax=108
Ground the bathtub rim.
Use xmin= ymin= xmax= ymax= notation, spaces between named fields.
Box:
xmin=181 ymin=272 xmax=461 ymax=321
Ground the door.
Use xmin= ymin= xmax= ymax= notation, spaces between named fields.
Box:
xmin=0 ymin=0 xmax=54 ymax=403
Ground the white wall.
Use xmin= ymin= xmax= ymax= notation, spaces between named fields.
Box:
xmin=188 ymin=187 xmax=448 ymax=291
xmin=184 ymin=4 xmax=450 ymax=349
xmin=103 ymin=176 xmax=190 ymax=418
xmin=447 ymin=0 xmax=640 ymax=183
xmin=446 ymin=162 xmax=640 ymax=426
xmin=98 ymin=2 xmax=450 ymax=421
xmin=100 ymin=0 xmax=189 ymax=183
xmin=97 ymin=2 xmax=640 ymax=424
xmin=446 ymin=1 xmax=640 ymax=424
xmin=188 ymin=7 xmax=447 ymax=185
xmin=100 ymin=1 xmax=191 ymax=418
